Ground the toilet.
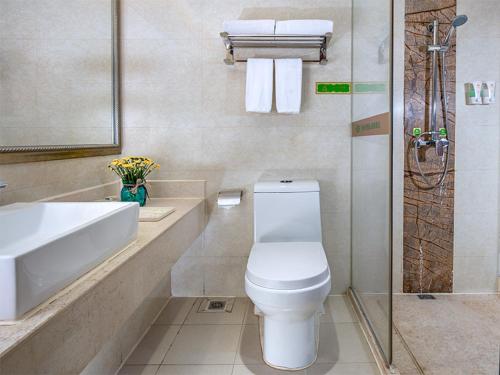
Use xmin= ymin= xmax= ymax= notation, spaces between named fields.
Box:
xmin=245 ymin=180 xmax=331 ymax=370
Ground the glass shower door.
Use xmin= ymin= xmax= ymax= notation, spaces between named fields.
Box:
xmin=350 ymin=0 xmax=393 ymax=365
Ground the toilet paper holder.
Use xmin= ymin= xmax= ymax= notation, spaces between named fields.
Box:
xmin=217 ymin=189 xmax=242 ymax=207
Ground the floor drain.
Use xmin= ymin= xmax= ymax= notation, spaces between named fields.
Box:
xmin=197 ymin=298 xmax=234 ymax=313
xmin=417 ymin=294 xmax=436 ymax=300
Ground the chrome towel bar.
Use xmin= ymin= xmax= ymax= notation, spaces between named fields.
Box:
xmin=220 ymin=32 xmax=333 ymax=65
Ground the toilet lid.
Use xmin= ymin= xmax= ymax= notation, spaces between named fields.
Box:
xmin=246 ymin=242 xmax=330 ymax=290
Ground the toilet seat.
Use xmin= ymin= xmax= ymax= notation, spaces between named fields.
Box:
xmin=246 ymin=242 xmax=329 ymax=290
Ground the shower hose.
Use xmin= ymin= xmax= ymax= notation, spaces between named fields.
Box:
xmin=413 ymin=50 xmax=450 ymax=189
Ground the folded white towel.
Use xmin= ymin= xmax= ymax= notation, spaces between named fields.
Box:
xmin=275 ymin=19 xmax=333 ymax=35
xmin=246 ymin=58 xmax=274 ymax=113
xmin=275 ymin=59 xmax=302 ymax=114
xmin=223 ymin=20 xmax=276 ymax=35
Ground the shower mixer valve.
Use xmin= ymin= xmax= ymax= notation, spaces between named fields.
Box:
xmin=413 ymin=128 xmax=449 ymax=157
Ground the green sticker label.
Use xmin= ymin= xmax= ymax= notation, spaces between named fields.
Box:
xmin=413 ymin=128 xmax=422 ymax=137
xmin=316 ymin=82 xmax=351 ymax=94
xmin=353 ymin=82 xmax=386 ymax=94
xmin=439 ymin=128 xmax=447 ymax=137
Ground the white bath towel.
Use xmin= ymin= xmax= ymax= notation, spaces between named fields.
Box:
xmin=246 ymin=58 xmax=274 ymax=113
xmin=275 ymin=19 xmax=333 ymax=35
xmin=223 ymin=20 xmax=276 ymax=35
xmin=275 ymin=58 xmax=302 ymax=114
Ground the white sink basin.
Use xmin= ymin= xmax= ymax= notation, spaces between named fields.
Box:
xmin=0 ymin=202 xmax=139 ymax=321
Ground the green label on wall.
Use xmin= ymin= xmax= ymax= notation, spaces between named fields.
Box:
xmin=316 ymin=82 xmax=351 ymax=94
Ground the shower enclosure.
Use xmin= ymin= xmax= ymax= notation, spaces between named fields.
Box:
xmin=351 ymin=1 xmax=500 ymax=373
xmin=350 ymin=0 xmax=394 ymax=367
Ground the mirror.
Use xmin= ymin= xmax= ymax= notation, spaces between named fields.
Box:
xmin=0 ymin=0 xmax=121 ymax=164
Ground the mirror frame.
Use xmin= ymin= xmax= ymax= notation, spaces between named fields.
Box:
xmin=0 ymin=0 xmax=121 ymax=164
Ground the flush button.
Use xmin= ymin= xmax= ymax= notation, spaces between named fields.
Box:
xmin=280 ymin=180 xmax=293 ymax=183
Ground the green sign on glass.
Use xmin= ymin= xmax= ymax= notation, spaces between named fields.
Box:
xmin=316 ymin=82 xmax=351 ymax=94
xmin=353 ymin=82 xmax=386 ymax=94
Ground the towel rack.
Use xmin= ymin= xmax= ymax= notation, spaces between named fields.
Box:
xmin=220 ymin=32 xmax=333 ymax=65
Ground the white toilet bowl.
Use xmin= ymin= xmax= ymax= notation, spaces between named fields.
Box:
xmin=245 ymin=241 xmax=331 ymax=370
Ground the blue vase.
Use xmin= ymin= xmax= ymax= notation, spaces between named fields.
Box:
xmin=121 ymin=185 xmax=147 ymax=206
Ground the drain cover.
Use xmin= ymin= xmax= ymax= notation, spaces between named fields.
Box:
xmin=197 ymin=298 xmax=234 ymax=313
xmin=417 ymin=294 xmax=436 ymax=300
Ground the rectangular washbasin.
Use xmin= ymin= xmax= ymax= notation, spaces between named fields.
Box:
xmin=0 ymin=202 xmax=139 ymax=321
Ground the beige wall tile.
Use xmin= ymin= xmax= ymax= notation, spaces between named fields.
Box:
xmin=454 ymin=256 xmax=498 ymax=292
xmin=454 ymin=0 xmax=500 ymax=291
xmin=203 ymin=257 xmax=248 ymax=297
xmin=171 ymin=256 xmax=205 ymax=297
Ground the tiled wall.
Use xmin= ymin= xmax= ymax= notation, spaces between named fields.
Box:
xmin=453 ymin=0 xmax=500 ymax=292
xmin=120 ymin=0 xmax=353 ymax=296
xmin=0 ymin=156 xmax=114 ymax=205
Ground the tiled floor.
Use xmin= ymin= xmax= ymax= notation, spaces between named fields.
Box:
xmin=119 ymin=296 xmax=379 ymax=375
xmin=393 ymin=294 xmax=500 ymax=375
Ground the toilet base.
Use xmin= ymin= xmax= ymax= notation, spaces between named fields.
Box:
xmin=257 ymin=312 xmax=321 ymax=371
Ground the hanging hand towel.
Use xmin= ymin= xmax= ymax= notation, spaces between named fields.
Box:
xmin=223 ymin=20 xmax=276 ymax=35
xmin=246 ymin=58 xmax=274 ymax=113
xmin=275 ymin=58 xmax=302 ymax=114
xmin=275 ymin=20 xmax=333 ymax=35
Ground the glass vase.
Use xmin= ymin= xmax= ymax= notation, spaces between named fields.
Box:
xmin=120 ymin=184 xmax=147 ymax=207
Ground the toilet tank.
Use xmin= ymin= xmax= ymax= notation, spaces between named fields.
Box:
xmin=254 ymin=180 xmax=322 ymax=243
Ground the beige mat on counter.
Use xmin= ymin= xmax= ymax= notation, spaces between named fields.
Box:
xmin=139 ymin=207 xmax=175 ymax=222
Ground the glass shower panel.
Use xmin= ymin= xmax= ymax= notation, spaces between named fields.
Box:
xmin=350 ymin=0 xmax=393 ymax=364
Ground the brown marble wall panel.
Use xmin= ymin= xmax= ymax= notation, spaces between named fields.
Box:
xmin=403 ymin=0 xmax=456 ymax=293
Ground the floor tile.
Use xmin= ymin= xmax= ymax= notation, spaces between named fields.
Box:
xmin=235 ymin=324 xmax=264 ymax=365
xmin=155 ymin=298 xmax=197 ymax=325
xmin=157 ymin=364 xmax=233 ymax=375
xmin=126 ymin=325 xmax=181 ymax=365
xmin=305 ymin=362 xmax=379 ymax=375
xmin=118 ymin=365 xmax=160 ymax=375
xmin=233 ymin=364 xmax=305 ymax=374
xmin=163 ymin=324 xmax=241 ymax=364
xmin=316 ymin=323 xmax=375 ymax=364
xmin=320 ymin=296 xmax=359 ymax=324
xmin=184 ymin=298 xmax=248 ymax=325
xmin=393 ymin=294 xmax=500 ymax=375
xmin=243 ymin=301 xmax=259 ymax=325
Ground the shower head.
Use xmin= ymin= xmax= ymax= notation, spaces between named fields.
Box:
xmin=452 ymin=14 xmax=468 ymax=28
xmin=443 ymin=15 xmax=468 ymax=45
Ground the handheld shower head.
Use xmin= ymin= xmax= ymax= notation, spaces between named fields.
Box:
xmin=452 ymin=14 xmax=468 ymax=28
xmin=443 ymin=15 xmax=468 ymax=45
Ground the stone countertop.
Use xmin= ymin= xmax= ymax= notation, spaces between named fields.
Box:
xmin=0 ymin=198 xmax=204 ymax=359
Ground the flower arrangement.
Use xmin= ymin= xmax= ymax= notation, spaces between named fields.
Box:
xmin=108 ymin=156 xmax=160 ymax=184
xmin=108 ymin=156 xmax=160 ymax=206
